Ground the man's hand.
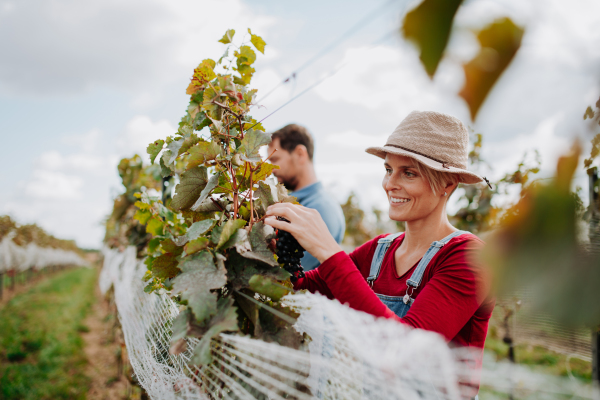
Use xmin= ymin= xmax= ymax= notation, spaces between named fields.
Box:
xmin=265 ymin=203 xmax=343 ymax=264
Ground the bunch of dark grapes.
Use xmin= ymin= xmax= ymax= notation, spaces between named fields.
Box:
xmin=275 ymin=217 xmax=305 ymax=282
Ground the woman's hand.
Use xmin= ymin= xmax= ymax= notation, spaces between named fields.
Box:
xmin=265 ymin=203 xmax=343 ymax=263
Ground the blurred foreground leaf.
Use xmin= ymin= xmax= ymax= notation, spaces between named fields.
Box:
xmin=459 ymin=18 xmax=524 ymax=120
xmin=482 ymin=142 xmax=600 ymax=326
xmin=402 ymin=0 xmax=463 ymax=78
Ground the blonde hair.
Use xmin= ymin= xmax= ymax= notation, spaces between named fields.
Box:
xmin=413 ymin=159 xmax=460 ymax=197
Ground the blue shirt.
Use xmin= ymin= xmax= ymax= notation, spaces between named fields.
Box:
xmin=291 ymin=182 xmax=345 ymax=271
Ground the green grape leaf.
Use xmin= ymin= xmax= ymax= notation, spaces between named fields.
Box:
xmin=190 ymin=172 xmax=221 ymax=211
xmin=187 ymin=141 xmax=222 ymax=169
xmin=159 ymin=157 xmax=173 ymax=178
xmin=216 ymin=219 xmax=247 ymax=249
xmin=241 ymin=129 xmax=271 ymax=162
xmin=178 ymin=132 xmax=200 ymax=155
xmin=238 ymin=222 xmax=278 ymax=267
xmin=172 ymin=251 xmax=227 ymax=323
xmin=248 ymin=28 xmax=266 ymax=54
xmin=169 ymin=309 xmax=191 ymax=354
xmin=147 ymin=140 xmax=165 ymax=164
xmin=459 ymin=18 xmax=524 ymax=120
xmin=157 ymin=203 xmax=178 ymax=224
xmin=402 ymin=0 xmax=463 ymax=77
xmin=162 ymin=139 xmax=184 ymax=166
xmin=148 ymin=238 xmax=161 ymax=254
xmin=184 ymin=237 xmax=210 ymax=255
xmin=257 ymin=180 xmax=278 ymax=208
xmin=151 ymin=253 xmax=180 ymax=279
xmin=218 ymin=29 xmax=235 ymax=44
xmin=194 ymin=111 xmax=210 ymax=131
xmin=190 ymin=298 xmax=239 ymax=365
xmin=191 ymin=198 xmax=227 ymax=213
xmin=160 ymin=238 xmax=184 ymax=256
xmin=171 ymin=167 xmax=209 ymax=211
xmin=173 ymin=219 xmax=215 ymax=246
xmin=146 ymin=217 xmax=165 ymax=236
xmin=277 ymin=182 xmax=297 ymax=203
xmin=248 ymin=275 xmax=290 ymax=302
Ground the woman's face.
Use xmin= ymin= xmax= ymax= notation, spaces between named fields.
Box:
xmin=382 ymin=154 xmax=444 ymax=222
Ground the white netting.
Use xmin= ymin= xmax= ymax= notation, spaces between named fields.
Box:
xmin=101 ymin=246 xmax=599 ymax=400
xmin=0 ymin=231 xmax=89 ymax=273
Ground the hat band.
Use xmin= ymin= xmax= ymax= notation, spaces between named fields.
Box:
xmin=385 ymin=144 xmax=458 ymax=169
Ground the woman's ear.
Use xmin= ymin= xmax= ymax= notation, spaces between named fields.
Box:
xmin=444 ymin=179 xmax=459 ymax=195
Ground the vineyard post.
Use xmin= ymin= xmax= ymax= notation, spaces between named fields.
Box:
xmin=589 ymin=167 xmax=600 ymax=387
xmin=162 ymin=176 xmax=171 ymax=204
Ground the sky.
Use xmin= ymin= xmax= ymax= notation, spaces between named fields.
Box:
xmin=1 ymin=0 xmax=599 ymax=248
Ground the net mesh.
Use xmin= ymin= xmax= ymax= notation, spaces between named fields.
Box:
xmin=100 ymin=246 xmax=599 ymax=400
xmin=0 ymin=232 xmax=88 ymax=272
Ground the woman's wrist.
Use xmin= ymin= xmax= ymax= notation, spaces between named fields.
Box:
xmin=312 ymin=242 xmax=343 ymax=264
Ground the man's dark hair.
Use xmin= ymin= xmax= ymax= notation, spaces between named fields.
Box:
xmin=271 ymin=124 xmax=314 ymax=161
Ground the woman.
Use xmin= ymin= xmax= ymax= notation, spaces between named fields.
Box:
xmin=265 ymin=111 xmax=495 ymax=396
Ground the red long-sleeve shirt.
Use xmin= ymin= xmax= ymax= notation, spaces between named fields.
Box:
xmin=294 ymin=233 xmax=495 ymax=349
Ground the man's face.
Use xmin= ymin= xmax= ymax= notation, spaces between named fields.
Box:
xmin=268 ymin=138 xmax=300 ymax=191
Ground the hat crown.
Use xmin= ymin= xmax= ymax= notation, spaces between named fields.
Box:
xmin=385 ymin=111 xmax=468 ymax=169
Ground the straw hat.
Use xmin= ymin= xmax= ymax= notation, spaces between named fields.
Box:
xmin=366 ymin=111 xmax=486 ymax=185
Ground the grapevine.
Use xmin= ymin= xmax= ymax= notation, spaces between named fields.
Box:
xmin=100 ymin=28 xmax=307 ymax=367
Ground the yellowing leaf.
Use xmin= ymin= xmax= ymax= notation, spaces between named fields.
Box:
xmin=248 ymin=28 xmax=266 ymax=54
xmin=218 ymin=29 xmax=235 ymax=44
xmin=134 ymin=209 xmax=152 ymax=225
xmin=184 ymin=237 xmax=210 ymax=255
xmin=146 ymin=217 xmax=165 ymax=236
xmin=134 ymin=201 xmax=151 ymax=211
xmin=186 ymin=59 xmax=217 ymax=95
xmin=171 ymin=167 xmax=209 ymax=211
xmin=402 ymin=0 xmax=463 ymax=77
xmin=459 ymin=18 xmax=524 ymax=120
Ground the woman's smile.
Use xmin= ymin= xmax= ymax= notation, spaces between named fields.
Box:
xmin=389 ymin=196 xmax=411 ymax=205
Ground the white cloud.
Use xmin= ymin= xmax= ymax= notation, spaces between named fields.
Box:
xmin=37 ymin=150 xmax=108 ymax=172
xmin=24 ymin=170 xmax=84 ymax=200
xmin=117 ymin=115 xmax=176 ymax=159
xmin=0 ymin=0 xmax=274 ymax=95
xmin=325 ymin=130 xmax=389 ymax=149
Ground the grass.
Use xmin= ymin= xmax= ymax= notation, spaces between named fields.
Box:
xmin=484 ymin=331 xmax=592 ymax=382
xmin=0 ymin=267 xmax=96 ymax=400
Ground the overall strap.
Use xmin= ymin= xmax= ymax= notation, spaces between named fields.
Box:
xmin=367 ymin=232 xmax=403 ymax=286
xmin=406 ymin=230 xmax=469 ymax=288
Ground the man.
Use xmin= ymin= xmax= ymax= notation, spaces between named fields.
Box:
xmin=267 ymin=124 xmax=345 ymax=271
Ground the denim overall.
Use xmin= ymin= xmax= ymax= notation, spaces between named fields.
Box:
xmin=366 ymin=230 xmax=468 ymax=319
xmin=366 ymin=230 xmax=479 ymax=399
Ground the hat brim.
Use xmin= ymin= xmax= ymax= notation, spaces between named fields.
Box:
xmin=365 ymin=145 xmax=484 ymax=185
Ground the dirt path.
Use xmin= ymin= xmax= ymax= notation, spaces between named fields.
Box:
xmin=81 ymin=277 xmax=129 ymax=400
